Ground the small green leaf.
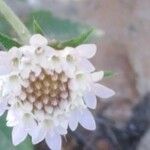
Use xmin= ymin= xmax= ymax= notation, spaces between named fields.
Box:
xmin=49 ymin=29 xmax=94 ymax=49
xmin=0 ymin=33 xmax=21 ymax=49
xmin=33 ymin=19 xmax=44 ymax=35
xmin=26 ymin=10 xmax=90 ymax=40
xmin=58 ymin=29 xmax=94 ymax=48
xmin=104 ymin=71 xmax=114 ymax=78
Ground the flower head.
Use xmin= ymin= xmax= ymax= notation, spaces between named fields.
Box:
xmin=0 ymin=34 xmax=115 ymax=150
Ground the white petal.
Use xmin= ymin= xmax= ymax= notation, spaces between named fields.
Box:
xmin=0 ymin=106 xmax=6 ymax=116
xmin=79 ymin=58 xmax=95 ymax=73
xmin=12 ymin=124 xmax=27 ymax=146
xmin=76 ymin=44 xmax=97 ymax=58
xmin=30 ymin=34 xmax=48 ymax=46
xmin=45 ymin=133 xmax=62 ymax=150
xmin=20 ymin=46 xmax=35 ymax=55
xmin=83 ymin=92 xmax=97 ymax=109
xmin=68 ymin=80 xmax=78 ymax=91
xmin=32 ymin=65 xmax=41 ymax=77
xmin=22 ymin=114 xmax=37 ymax=136
xmin=62 ymin=62 xmax=75 ymax=77
xmin=0 ymin=96 xmax=8 ymax=115
xmin=32 ymin=119 xmax=54 ymax=144
xmin=92 ymin=83 xmax=115 ymax=98
xmin=0 ymin=51 xmax=12 ymax=75
xmin=20 ymin=68 xmax=31 ymax=79
xmin=44 ymin=46 xmax=55 ymax=57
xmin=6 ymin=109 xmax=18 ymax=127
xmin=0 ymin=66 xmax=12 ymax=76
xmin=9 ymin=47 xmax=22 ymax=59
xmin=0 ymin=99 xmax=7 ymax=116
xmin=55 ymin=126 xmax=67 ymax=135
xmin=79 ymin=109 xmax=96 ymax=130
xmin=57 ymin=115 xmax=68 ymax=129
xmin=34 ymin=110 xmax=45 ymax=121
xmin=91 ymin=71 xmax=104 ymax=82
xmin=68 ymin=110 xmax=79 ymax=131
xmin=22 ymin=102 xmax=33 ymax=112
xmin=32 ymin=124 xmax=47 ymax=144
xmin=54 ymin=65 xmax=62 ymax=74
xmin=40 ymin=58 xmax=49 ymax=69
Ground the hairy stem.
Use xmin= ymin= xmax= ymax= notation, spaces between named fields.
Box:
xmin=0 ymin=0 xmax=31 ymax=43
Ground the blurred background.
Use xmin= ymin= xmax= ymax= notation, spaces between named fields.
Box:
xmin=0 ymin=0 xmax=150 ymax=150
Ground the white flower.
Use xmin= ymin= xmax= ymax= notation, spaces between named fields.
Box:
xmin=0 ymin=47 xmax=21 ymax=75
xmin=0 ymin=34 xmax=115 ymax=150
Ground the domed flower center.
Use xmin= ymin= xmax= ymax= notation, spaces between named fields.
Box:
xmin=19 ymin=69 xmax=70 ymax=112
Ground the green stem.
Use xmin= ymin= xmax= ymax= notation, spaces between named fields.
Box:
xmin=0 ymin=0 xmax=31 ymax=43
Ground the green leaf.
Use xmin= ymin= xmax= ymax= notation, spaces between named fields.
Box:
xmin=33 ymin=19 xmax=44 ymax=35
xmin=104 ymin=71 xmax=114 ymax=78
xmin=0 ymin=114 xmax=33 ymax=150
xmin=0 ymin=33 xmax=21 ymax=49
xmin=0 ymin=14 xmax=11 ymax=35
xmin=26 ymin=10 xmax=91 ymax=40
xmin=55 ymin=29 xmax=94 ymax=49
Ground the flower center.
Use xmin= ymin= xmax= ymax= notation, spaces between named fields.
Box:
xmin=12 ymin=57 xmax=19 ymax=66
xmin=52 ymin=56 xmax=59 ymax=62
xmin=35 ymin=47 xmax=44 ymax=55
xmin=20 ymin=69 xmax=70 ymax=112
xmin=66 ymin=55 xmax=74 ymax=63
